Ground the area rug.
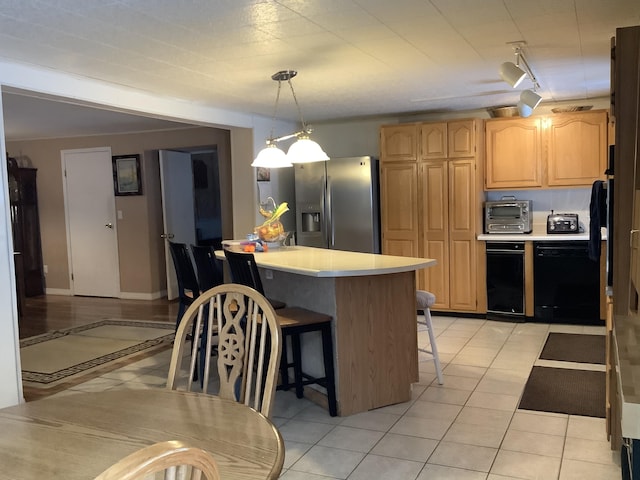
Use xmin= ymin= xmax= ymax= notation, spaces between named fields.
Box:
xmin=518 ymin=366 xmax=605 ymax=418
xmin=21 ymin=319 xmax=174 ymax=394
xmin=539 ymin=332 xmax=605 ymax=364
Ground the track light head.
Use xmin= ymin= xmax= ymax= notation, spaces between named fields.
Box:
xmin=520 ymin=89 xmax=542 ymax=109
xmin=500 ymin=61 xmax=527 ymax=88
xmin=517 ymin=101 xmax=533 ymax=118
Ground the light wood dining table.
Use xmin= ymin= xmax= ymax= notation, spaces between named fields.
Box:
xmin=0 ymin=388 xmax=284 ymax=479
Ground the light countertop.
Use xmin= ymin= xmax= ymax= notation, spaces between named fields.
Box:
xmin=477 ymin=224 xmax=606 ymax=242
xmin=216 ymin=245 xmax=435 ymax=278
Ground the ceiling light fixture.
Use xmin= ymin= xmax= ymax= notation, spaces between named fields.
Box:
xmin=500 ymin=42 xmax=543 ymax=118
xmin=251 ymin=70 xmax=329 ymax=168
xmin=499 ymin=61 xmax=527 ymax=88
xmin=519 ymin=89 xmax=542 ymax=110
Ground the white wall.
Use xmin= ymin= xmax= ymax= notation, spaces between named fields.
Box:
xmin=0 ymin=93 xmax=24 ymax=407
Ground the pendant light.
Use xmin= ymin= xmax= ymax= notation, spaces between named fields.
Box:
xmin=251 ymin=70 xmax=329 ymax=168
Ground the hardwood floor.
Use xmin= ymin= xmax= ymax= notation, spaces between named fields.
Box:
xmin=19 ymin=295 xmax=179 ymax=339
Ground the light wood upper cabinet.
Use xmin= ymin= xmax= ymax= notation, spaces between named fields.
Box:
xmin=546 ymin=111 xmax=608 ymax=186
xmin=485 ymin=110 xmax=608 ymax=189
xmin=420 ymin=123 xmax=447 ymax=159
xmin=380 ymin=124 xmax=419 ymax=162
xmin=448 ymin=120 xmax=476 ymax=158
xmin=485 ymin=117 xmax=542 ymax=189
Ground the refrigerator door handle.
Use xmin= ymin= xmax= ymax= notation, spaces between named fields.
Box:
xmin=326 ymin=175 xmax=334 ymax=247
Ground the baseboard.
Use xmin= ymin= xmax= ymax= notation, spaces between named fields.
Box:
xmin=40 ymin=289 xmax=167 ymax=301
xmin=44 ymin=288 xmax=72 ymax=296
xmin=429 ymin=310 xmax=486 ymax=319
xmin=120 ymin=290 xmax=166 ymax=300
xmin=301 ymin=385 xmax=331 ymax=413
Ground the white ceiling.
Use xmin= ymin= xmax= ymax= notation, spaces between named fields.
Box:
xmin=1 ymin=0 xmax=639 ymax=140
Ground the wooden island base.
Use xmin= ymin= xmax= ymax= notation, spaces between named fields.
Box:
xmin=265 ymin=270 xmax=418 ymax=416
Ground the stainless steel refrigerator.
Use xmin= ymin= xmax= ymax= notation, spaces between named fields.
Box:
xmin=294 ymin=156 xmax=380 ymax=253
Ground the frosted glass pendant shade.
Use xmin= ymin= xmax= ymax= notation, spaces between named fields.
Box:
xmin=500 ymin=61 xmax=527 ymax=88
xmin=287 ymin=138 xmax=330 ymax=163
xmin=251 ymin=144 xmax=292 ymax=168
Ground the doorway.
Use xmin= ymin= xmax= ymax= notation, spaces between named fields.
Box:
xmin=159 ymin=148 xmax=224 ymax=300
xmin=61 ymin=147 xmax=120 ymax=298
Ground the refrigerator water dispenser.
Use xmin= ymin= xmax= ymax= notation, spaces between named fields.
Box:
xmin=302 ymin=212 xmax=321 ymax=232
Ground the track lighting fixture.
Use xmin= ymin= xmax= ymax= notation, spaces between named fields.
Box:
xmin=252 ymin=70 xmax=329 ymax=169
xmin=499 ymin=42 xmax=543 ymax=116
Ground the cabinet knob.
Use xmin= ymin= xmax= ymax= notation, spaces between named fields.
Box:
xmin=105 ymin=223 xmax=113 ymax=229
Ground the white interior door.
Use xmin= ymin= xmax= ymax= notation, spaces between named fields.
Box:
xmin=62 ymin=147 xmax=120 ymax=297
xmin=160 ymin=150 xmax=196 ymax=300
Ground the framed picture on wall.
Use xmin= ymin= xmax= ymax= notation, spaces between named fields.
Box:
xmin=257 ymin=167 xmax=270 ymax=182
xmin=112 ymin=154 xmax=142 ymax=196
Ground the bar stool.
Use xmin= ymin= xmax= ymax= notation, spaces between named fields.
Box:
xmin=275 ymin=307 xmax=338 ymax=417
xmin=416 ymin=290 xmax=444 ymax=385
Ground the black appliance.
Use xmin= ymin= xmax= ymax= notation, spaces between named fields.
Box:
xmin=533 ymin=241 xmax=600 ymax=325
xmin=486 ymin=242 xmax=525 ymax=322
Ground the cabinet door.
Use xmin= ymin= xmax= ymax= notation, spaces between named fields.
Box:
xmin=380 ymin=124 xmax=419 ymax=162
xmin=448 ymin=159 xmax=477 ymax=311
xmin=380 ymin=163 xmax=419 ymax=257
xmin=448 ymin=119 xmax=476 ymax=158
xmin=419 ymin=161 xmax=450 ymax=309
xmin=546 ymin=111 xmax=608 ymax=186
xmin=420 ymin=123 xmax=447 ymax=159
xmin=485 ymin=117 xmax=542 ymax=189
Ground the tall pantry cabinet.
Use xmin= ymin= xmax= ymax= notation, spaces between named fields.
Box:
xmin=380 ymin=119 xmax=486 ymax=313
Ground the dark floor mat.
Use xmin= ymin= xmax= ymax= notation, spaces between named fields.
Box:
xmin=539 ymin=333 xmax=605 ymax=364
xmin=518 ymin=366 xmax=605 ymax=418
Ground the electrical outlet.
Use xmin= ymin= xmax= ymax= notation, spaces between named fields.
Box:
xmin=43 ymin=265 xmax=48 ymax=274
xmin=265 ymin=269 xmax=273 ymax=280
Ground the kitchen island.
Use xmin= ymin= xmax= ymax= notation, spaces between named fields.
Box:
xmin=216 ymin=245 xmax=435 ymax=416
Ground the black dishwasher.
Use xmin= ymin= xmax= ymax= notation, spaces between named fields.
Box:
xmin=533 ymin=241 xmax=600 ymax=325
xmin=486 ymin=242 xmax=525 ymax=322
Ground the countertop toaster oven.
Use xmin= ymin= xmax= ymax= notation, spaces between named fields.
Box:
xmin=484 ymin=198 xmax=532 ymax=234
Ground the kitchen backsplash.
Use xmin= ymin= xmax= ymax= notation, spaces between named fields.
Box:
xmin=486 ymin=188 xmax=592 ymax=230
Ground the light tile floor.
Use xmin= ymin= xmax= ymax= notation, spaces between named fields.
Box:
xmin=51 ymin=315 xmax=621 ymax=480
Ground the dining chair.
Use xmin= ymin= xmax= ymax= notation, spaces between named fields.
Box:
xmin=166 ymin=283 xmax=282 ymax=418
xmin=190 ymin=244 xmax=224 ymax=292
xmin=168 ymin=241 xmax=201 ymax=331
xmin=223 ymin=249 xmax=337 ymax=416
xmin=94 ymin=440 xmax=220 ymax=480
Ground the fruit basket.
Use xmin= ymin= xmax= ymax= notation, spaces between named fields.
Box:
xmin=254 ymin=197 xmax=289 ymax=245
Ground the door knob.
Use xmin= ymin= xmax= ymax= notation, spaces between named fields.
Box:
xmin=105 ymin=223 xmax=113 ymax=229
xmin=160 ymin=233 xmax=175 ymax=239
